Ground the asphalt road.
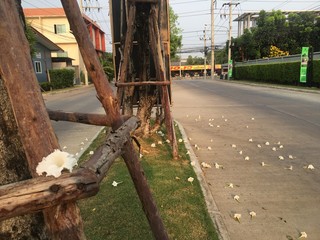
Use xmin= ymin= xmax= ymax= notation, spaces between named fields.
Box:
xmin=43 ymin=86 xmax=105 ymax=157
xmin=171 ymin=79 xmax=320 ymax=240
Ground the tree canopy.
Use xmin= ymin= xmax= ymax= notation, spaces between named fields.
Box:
xmin=231 ymin=10 xmax=320 ymax=62
xmin=169 ymin=6 xmax=182 ymax=59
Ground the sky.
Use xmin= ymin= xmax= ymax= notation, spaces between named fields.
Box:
xmin=22 ymin=0 xmax=320 ymax=58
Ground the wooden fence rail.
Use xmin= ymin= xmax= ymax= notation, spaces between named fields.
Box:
xmin=0 ymin=117 xmax=139 ymax=222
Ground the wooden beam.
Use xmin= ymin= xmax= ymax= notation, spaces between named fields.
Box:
xmin=0 ymin=117 xmax=140 ymax=222
xmin=48 ymin=110 xmax=112 ymax=126
xmin=116 ymin=81 xmax=170 ymax=87
xmin=149 ymin=5 xmax=178 ymax=158
xmin=83 ymin=116 xmax=140 ymax=182
xmin=0 ymin=168 xmax=99 ymax=222
xmin=61 ymin=1 xmax=169 ymax=239
xmin=0 ymin=1 xmax=86 ymax=239
xmin=117 ymin=4 xmax=136 ymax=105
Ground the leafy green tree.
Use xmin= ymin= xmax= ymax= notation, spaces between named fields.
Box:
xmin=232 ymin=10 xmax=320 ymax=61
xmin=186 ymin=55 xmax=204 ymax=65
xmin=169 ymin=6 xmax=182 ymax=58
xmin=215 ymin=48 xmax=227 ymax=64
xmin=100 ymin=52 xmax=114 ymax=82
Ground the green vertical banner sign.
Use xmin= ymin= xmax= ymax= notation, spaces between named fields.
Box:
xmin=228 ymin=59 xmax=233 ymax=78
xmin=300 ymin=47 xmax=309 ymax=83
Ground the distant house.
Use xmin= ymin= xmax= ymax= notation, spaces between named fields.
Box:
xmin=31 ymin=27 xmax=64 ymax=83
xmin=24 ymin=8 xmax=106 ymax=85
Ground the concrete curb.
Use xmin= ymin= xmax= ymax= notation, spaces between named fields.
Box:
xmin=175 ymin=121 xmax=230 ymax=240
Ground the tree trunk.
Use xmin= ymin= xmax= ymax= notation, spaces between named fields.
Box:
xmin=135 ymin=5 xmax=158 ymax=136
xmin=0 ymin=80 xmax=48 ymax=240
xmin=0 ymin=1 xmax=48 ymax=238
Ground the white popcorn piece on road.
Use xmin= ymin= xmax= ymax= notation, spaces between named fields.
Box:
xmin=249 ymin=211 xmax=256 ymax=218
xmin=201 ymin=162 xmax=212 ymax=168
xmin=234 ymin=213 xmax=241 ymax=222
xmin=285 ymin=165 xmax=293 ymax=170
xmin=299 ymin=232 xmax=307 ymax=238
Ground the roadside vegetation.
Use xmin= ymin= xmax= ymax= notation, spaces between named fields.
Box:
xmin=78 ymin=126 xmax=218 ymax=240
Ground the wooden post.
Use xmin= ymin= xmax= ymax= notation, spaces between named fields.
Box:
xmin=149 ymin=4 xmax=178 ymax=158
xmin=48 ymin=110 xmax=112 ymax=126
xmin=117 ymin=4 xmax=136 ymax=110
xmin=61 ymin=0 xmax=168 ymax=239
xmin=0 ymin=1 xmax=86 ymax=239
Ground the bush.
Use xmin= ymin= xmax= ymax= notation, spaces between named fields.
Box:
xmin=234 ymin=61 xmax=320 ymax=86
xmin=313 ymin=61 xmax=320 ymax=86
xmin=49 ymin=69 xmax=75 ymax=89
xmin=39 ymin=82 xmax=52 ymax=92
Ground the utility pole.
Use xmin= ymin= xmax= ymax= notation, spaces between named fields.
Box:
xmin=222 ymin=1 xmax=239 ymax=80
xmin=79 ymin=0 xmax=102 ymax=13
xmin=200 ymin=24 xmax=210 ymax=80
xmin=211 ymin=0 xmax=216 ymax=80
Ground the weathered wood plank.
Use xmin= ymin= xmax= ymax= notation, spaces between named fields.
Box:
xmin=149 ymin=4 xmax=178 ymax=158
xmin=83 ymin=116 xmax=140 ymax=181
xmin=0 ymin=168 xmax=99 ymax=222
xmin=48 ymin=110 xmax=111 ymax=126
xmin=116 ymin=81 xmax=170 ymax=87
xmin=117 ymin=4 xmax=136 ymax=114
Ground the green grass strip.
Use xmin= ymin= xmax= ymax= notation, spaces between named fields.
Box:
xmin=78 ymin=126 xmax=218 ymax=240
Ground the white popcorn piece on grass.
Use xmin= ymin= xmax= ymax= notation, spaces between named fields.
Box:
xmin=188 ymin=177 xmax=194 ymax=184
xmin=112 ymin=181 xmax=123 ymax=187
xmin=36 ymin=149 xmax=77 ymax=178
